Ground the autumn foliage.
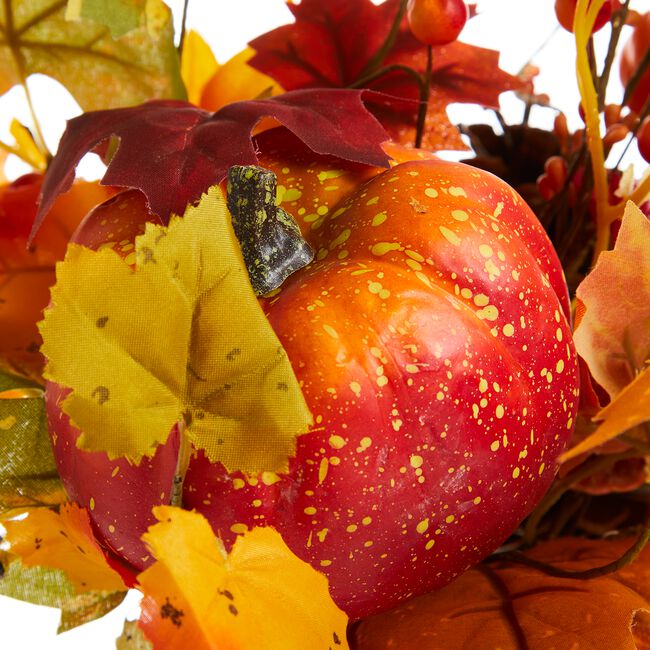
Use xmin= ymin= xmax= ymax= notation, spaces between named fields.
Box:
xmin=0 ymin=0 xmax=649 ymax=648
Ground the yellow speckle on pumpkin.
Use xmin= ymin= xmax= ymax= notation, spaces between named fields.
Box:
xmin=323 ymin=324 xmax=339 ymax=339
xmin=439 ymin=226 xmax=461 ymax=246
xmin=319 ymin=458 xmax=329 ymax=484
xmin=230 ymin=523 xmax=248 ymax=534
xmin=329 ymin=435 xmax=346 ymax=449
xmin=372 ymin=212 xmax=387 ymax=226
xmin=371 ymin=242 xmax=400 ymax=256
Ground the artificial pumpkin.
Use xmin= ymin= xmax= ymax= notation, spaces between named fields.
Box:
xmin=45 ymin=127 xmax=579 ymax=619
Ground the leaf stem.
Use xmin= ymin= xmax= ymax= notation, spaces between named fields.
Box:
xmin=414 ymin=45 xmax=432 ymax=148
xmin=170 ymin=419 xmax=191 ymax=508
xmin=347 ymin=63 xmax=423 ymax=89
xmin=356 ymin=0 xmax=408 ymax=81
xmin=522 ymin=448 xmax=641 ymax=544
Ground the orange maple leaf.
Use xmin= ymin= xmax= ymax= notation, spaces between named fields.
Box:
xmin=3 ymin=503 xmax=126 ymax=593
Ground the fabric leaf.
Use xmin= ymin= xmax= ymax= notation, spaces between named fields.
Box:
xmin=199 ymin=47 xmax=282 ymax=112
xmin=3 ymin=503 xmax=126 ymax=593
xmin=354 ymin=536 xmax=650 ymax=649
xmin=33 ymin=91 xmax=390 ymax=238
xmin=0 ymin=0 xmax=185 ymax=111
xmin=248 ymin=0 xmax=522 ymax=150
xmin=117 ymin=620 xmax=153 ymax=649
xmin=180 ymin=30 xmax=219 ymax=106
xmin=573 ymin=201 xmax=650 ymax=398
xmin=560 ymin=364 xmax=650 ymax=462
xmin=65 ymin=0 xmax=168 ymax=39
xmin=39 ymin=185 xmax=312 ymax=471
xmin=0 ymin=559 xmax=126 ymax=632
xmin=0 ymin=369 xmax=65 ymax=513
xmin=137 ymin=506 xmax=349 ymax=650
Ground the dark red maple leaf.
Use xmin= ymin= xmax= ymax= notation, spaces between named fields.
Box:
xmin=249 ymin=0 xmax=522 ymax=150
xmin=31 ymin=89 xmax=390 ymax=239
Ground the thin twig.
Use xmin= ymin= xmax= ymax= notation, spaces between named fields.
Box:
xmin=488 ymin=525 xmax=650 ymax=580
xmin=177 ymin=0 xmax=190 ymax=59
xmin=414 ymin=45 xmax=432 ymax=148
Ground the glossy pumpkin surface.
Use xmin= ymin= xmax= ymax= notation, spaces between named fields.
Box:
xmin=46 ymin=129 xmax=579 ymax=619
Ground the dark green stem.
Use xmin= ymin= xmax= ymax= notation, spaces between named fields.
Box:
xmin=414 ymin=45 xmax=432 ymax=148
xmin=177 ymin=0 xmax=190 ymax=58
xmin=226 ymin=166 xmax=314 ymax=296
xmin=348 ymin=63 xmax=423 ymax=90
xmin=623 ymin=48 xmax=650 ymax=108
xmin=597 ymin=0 xmax=631 ymax=110
xmin=355 ymin=0 xmax=408 ymax=81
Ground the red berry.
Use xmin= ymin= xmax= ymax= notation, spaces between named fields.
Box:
xmin=407 ymin=0 xmax=468 ymax=46
xmin=555 ymin=0 xmax=616 ymax=33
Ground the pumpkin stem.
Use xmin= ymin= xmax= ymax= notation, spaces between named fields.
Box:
xmin=227 ymin=165 xmax=314 ymax=296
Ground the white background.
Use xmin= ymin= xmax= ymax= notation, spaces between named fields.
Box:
xmin=1 ymin=0 xmax=648 ymax=648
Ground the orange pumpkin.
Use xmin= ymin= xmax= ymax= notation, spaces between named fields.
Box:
xmin=47 ymin=128 xmax=579 ymax=618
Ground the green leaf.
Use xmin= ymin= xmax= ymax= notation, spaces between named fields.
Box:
xmin=0 ymin=0 xmax=185 ymax=111
xmin=67 ymin=0 xmax=149 ymax=39
xmin=0 ymin=369 xmax=66 ymax=513
xmin=0 ymin=559 xmax=127 ymax=633
xmin=116 ymin=620 xmax=153 ymax=650
xmin=40 ymin=186 xmax=312 ymax=472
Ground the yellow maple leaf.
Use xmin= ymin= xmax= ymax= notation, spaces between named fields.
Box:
xmin=3 ymin=503 xmax=125 ymax=593
xmin=137 ymin=506 xmax=349 ymax=650
xmin=200 ymin=48 xmax=282 ymax=112
xmin=181 ymin=30 xmax=219 ymax=106
xmin=560 ymin=364 xmax=650 ymax=463
xmin=39 ymin=185 xmax=311 ymax=472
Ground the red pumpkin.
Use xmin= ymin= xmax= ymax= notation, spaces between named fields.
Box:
xmin=46 ymin=128 xmax=579 ymax=619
